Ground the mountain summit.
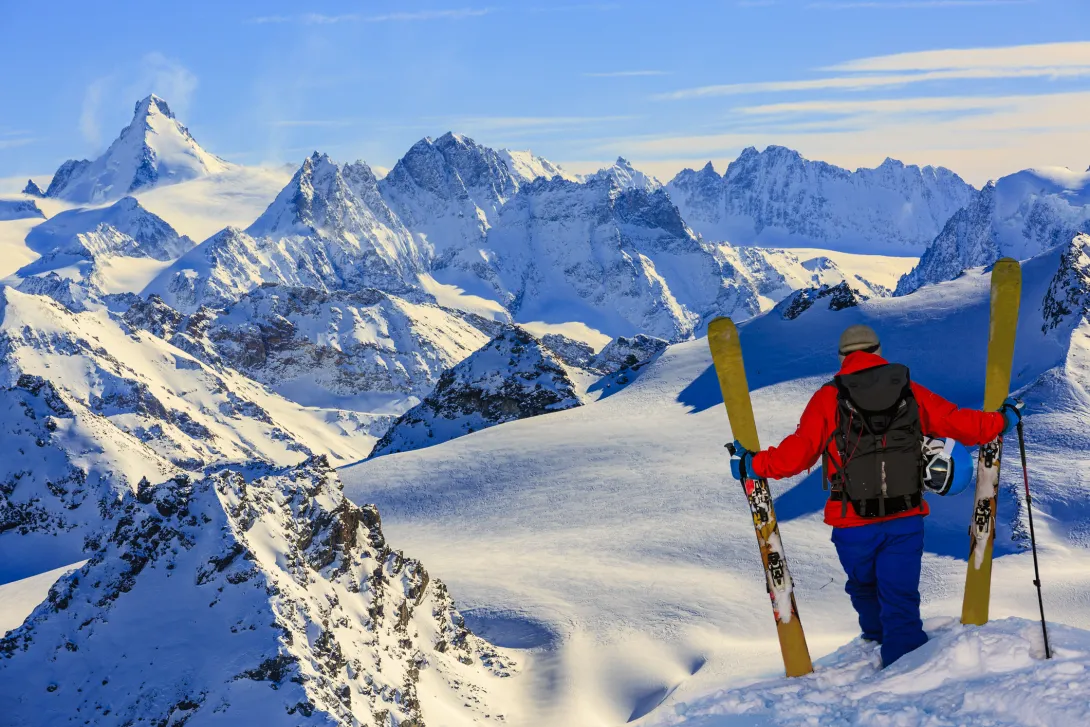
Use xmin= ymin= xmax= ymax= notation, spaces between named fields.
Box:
xmin=44 ymin=94 xmax=229 ymax=204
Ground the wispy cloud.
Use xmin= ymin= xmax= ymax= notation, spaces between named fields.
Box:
xmin=658 ymin=41 xmax=1090 ymax=100
xmin=249 ymin=8 xmax=492 ymax=25
xmin=827 ymin=41 xmax=1090 ymax=72
xmin=583 ymin=70 xmax=670 ymax=78
xmin=270 ymin=119 xmax=359 ymax=128
xmin=0 ymin=137 xmax=36 ymax=150
xmin=809 ymin=0 xmax=1031 ymax=7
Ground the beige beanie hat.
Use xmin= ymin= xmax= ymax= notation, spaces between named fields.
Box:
xmin=838 ymin=324 xmax=882 ymax=361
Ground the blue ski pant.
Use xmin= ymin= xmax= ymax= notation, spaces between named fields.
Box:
xmin=831 ymin=515 xmax=928 ymax=667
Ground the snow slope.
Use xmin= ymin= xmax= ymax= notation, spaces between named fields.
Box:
xmin=44 ymin=95 xmax=230 ymax=204
xmin=667 ymin=149 xmax=974 ymax=253
xmin=669 ymin=617 xmax=1086 ymax=726
xmin=898 ymin=168 xmax=1090 ymax=295
xmin=0 ymin=199 xmax=43 ymax=221
xmin=133 ymin=163 xmax=294 ymax=241
xmin=340 ymin=241 xmax=1090 ymax=726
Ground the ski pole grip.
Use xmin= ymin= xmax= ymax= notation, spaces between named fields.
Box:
xmin=726 ymin=442 xmax=737 ymax=456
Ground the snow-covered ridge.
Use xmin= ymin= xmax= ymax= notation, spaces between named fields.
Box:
xmin=44 ymin=95 xmax=230 ymax=204
xmin=144 ymin=152 xmax=427 ymax=312
xmin=589 ymin=156 xmax=663 ymax=192
xmin=0 ymin=456 xmax=515 ymax=725
xmin=667 ymin=147 xmax=974 ymax=253
xmin=0 ymin=199 xmax=44 ymax=222
xmin=125 ymin=284 xmax=497 ymax=408
xmin=898 ymin=168 xmax=1090 ymax=295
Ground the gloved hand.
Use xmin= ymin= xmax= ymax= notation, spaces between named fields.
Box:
xmin=728 ymin=439 xmax=754 ymax=482
xmin=999 ymin=397 xmax=1024 ymax=434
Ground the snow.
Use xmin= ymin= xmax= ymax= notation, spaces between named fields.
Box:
xmin=519 ymin=320 xmax=613 ymax=351
xmin=45 ymin=95 xmax=230 ymax=204
xmin=340 ymin=244 xmax=1090 ymax=725
xmin=0 ymin=562 xmax=84 ymax=635
xmin=667 ymin=149 xmax=974 ymax=254
xmin=133 ymin=164 xmax=293 ymax=241
xmin=667 ymin=617 xmax=1088 ymax=726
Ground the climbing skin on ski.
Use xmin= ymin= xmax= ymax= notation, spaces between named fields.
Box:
xmin=962 ymin=258 xmax=1021 ymax=626
xmin=708 ymin=316 xmax=814 ymax=678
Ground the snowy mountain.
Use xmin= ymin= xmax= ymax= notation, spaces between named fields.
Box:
xmin=44 ymin=95 xmax=230 ymax=204
xmin=370 ymin=327 xmax=582 ymax=458
xmin=0 ymin=456 xmax=515 ymax=726
xmin=897 ymin=168 xmax=1090 ymax=295
xmin=15 ymin=196 xmax=193 ymax=295
xmin=0 ymin=199 xmax=43 ymax=222
xmin=378 ymin=132 xmax=528 ymax=257
xmin=125 ymin=285 xmax=496 ymax=408
xmin=588 ymin=156 xmax=663 ymax=191
xmin=666 ymin=148 xmax=974 ymax=252
xmin=144 ymin=152 xmax=426 ymax=312
xmin=496 ymin=148 xmax=577 ymax=183
xmin=0 ymin=287 xmax=377 ymax=582
xmin=21 ymin=180 xmax=43 ymax=197
xmin=437 ymin=174 xmax=761 ymax=342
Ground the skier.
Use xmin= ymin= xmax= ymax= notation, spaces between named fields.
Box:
xmin=728 ymin=324 xmax=1025 ymax=667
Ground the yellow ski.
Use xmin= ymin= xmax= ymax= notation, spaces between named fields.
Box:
xmin=708 ymin=317 xmax=814 ymax=677
xmin=962 ymin=258 xmax=1022 ymax=625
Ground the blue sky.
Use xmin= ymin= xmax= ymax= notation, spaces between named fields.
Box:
xmin=2 ymin=0 xmax=1089 ymax=185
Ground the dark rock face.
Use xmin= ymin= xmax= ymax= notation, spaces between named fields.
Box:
xmin=591 ymin=334 xmax=668 ymax=374
xmin=0 ymin=456 xmax=515 ymax=725
xmin=22 ymin=179 xmax=44 ymax=196
xmin=541 ymin=333 xmax=597 ymax=370
xmin=1042 ymin=235 xmax=1090 ymax=332
xmin=44 ymin=159 xmax=92 ymax=198
xmin=370 ymin=327 xmax=581 ymax=457
xmin=779 ymin=281 xmax=869 ymax=320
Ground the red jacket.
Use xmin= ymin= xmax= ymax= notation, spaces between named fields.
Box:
xmin=751 ymin=351 xmax=1005 ymax=528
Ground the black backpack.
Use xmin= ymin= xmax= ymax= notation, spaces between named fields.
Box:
xmin=824 ymin=363 xmax=926 ymax=518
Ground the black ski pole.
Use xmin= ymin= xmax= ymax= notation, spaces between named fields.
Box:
xmin=1016 ymin=419 xmax=1051 ymax=659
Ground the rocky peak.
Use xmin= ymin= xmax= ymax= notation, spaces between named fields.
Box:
xmin=0 ymin=198 xmax=44 ymax=221
xmin=1042 ymin=234 xmax=1090 ymax=333
xmin=0 ymin=456 xmax=515 ymax=725
xmin=591 ymin=156 xmax=663 ymax=192
xmin=369 ymin=327 xmax=582 ymax=458
xmin=44 ymin=94 xmax=228 ymax=203
xmin=22 ymin=179 xmax=44 ymax=196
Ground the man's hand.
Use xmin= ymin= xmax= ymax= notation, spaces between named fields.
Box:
xmin=729 ymin=439 xmax=755 ymax=482
xmin=1000 ymin=397 xmax=1025 ymax=434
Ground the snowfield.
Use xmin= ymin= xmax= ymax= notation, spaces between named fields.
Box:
xmin=340 ymin=245 xmax=1090 ymax=725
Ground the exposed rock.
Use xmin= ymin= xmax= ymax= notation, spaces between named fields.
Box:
xmin=778 ymin=281 xmax=869 ymax=320
xmin=22 ymin=179 xmax=44 ymax=197
xmin=1042 ymin=234 xmax=1090 ymax=332
xmin=370 ymin=327 xmax=581 ymax=457
xmin=592 ymin=334 xmax=668 ymax=374
xmin=0 ymin=456 xmax=514 ymax=725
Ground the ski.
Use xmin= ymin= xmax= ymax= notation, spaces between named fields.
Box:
xmin=961 ymin=257 xmax=1022 ymax=626
xmin=708 ymin=316 xmax=814 ymax=678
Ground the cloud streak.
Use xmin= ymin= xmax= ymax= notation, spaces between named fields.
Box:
xmin=809 ymin=0 xmax=1031 ymax=7
xmin=658 ymin=41 xmax=1090 ymax=100
xmin=583 ymin=70 xmax=670 ymax=77
xmin=250 ymin=9 xmax=493 ymax=25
